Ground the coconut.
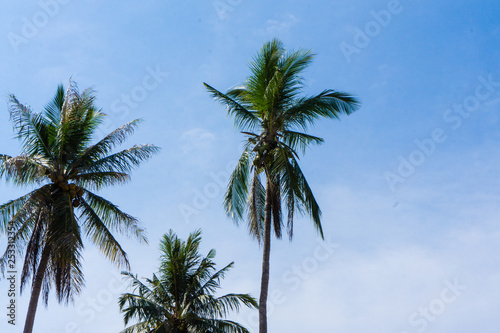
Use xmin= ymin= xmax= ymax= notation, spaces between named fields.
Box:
xmin=69 ymin=190 xmax=76 ymax=199
xmin=76 ymin=188 xmax=84 ymax=196
xmin=72 ymin=199 xmax=80 ymax=207
xmin=57 ymin=175 xmax=64 ymax=182
xmin=69 ymin=183 xmax=76 ymax=190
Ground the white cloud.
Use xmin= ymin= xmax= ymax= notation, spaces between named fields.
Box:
xmin=254 ymin=13 xmax=299 ymax=37
xmin=180 ymin=128 xmax=216 ymax=154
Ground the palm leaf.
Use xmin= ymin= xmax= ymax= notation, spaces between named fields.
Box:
xmin=284 ymin=90 xmax=360 ymax=130
xmin=224 ymin=149 xmax=252 ymax=222
xmin=83 ymin=190 xmax=147 ymax=242
xmin=204 ymin=83 xmax=260 ymax=131
xmin=8 ymin=95 xmax=53 ymax=159
xmin=84 ymin=144 xmax=160 ymax=174
xmin=79 ymin=198 xmax=131 ymax=269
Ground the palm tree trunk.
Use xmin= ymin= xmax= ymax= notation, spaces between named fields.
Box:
xmin=23 ymin=244 xmax=51 ymax=333
xmin=259 ymin=179 xmax=273 ymax=333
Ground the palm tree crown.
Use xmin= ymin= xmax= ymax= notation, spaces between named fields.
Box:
xmin=118 ymin=229 xmax=258 ymax=333
xmin=205 ymin=39 xmax=360 ymax=240
xmin=0 ymin=80 xmax=159 ymax=333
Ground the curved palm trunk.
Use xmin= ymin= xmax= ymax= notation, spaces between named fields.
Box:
xmin=23 ymin=244 xmax=51 ymax=333
xmin=259 ymin=179 xmax=273 ymax=333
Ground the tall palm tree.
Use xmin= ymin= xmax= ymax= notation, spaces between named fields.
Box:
xmin=204 ymin=39 xmax=360 ymax=333
xmin=118 ymin=229 xmax=258 ymax=333
xmin=0 ymin=80 xmax=159 ymax=333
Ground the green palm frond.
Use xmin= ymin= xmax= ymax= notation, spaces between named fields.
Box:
xmin=247 ymin=171 xmax=265 ymax=242
xmin=43 ymin=84 xmax=64 ymax=126
xmin=18 ymin=210 xmax=45 ymax=291
xmin=8 ymin=95 xmax=53 ymax=159
xmin=84 ymin=144 xmax=159 ymax=174
xmin=78 ymin=199 xmax=130 ymax=269
xmin=54 ymin=83 xmax=104 ymax=163
xmin=224 ymin=149 xmax=252 ymax=222
xmin=72 ymin=171 xmax=130 ymax=190
xmin=191 ymin=317 xmax=251 ymax=333
xmin=196 ymin=262 xmax=233 ymax=296
xmin=198 ymin=293 xmax=258 ymax=319
xmin=83 ymin=190 xmax=147 ymax=242
xmin=204 ymin=83 xmax=259 ymax=131
xmin=282 ymin=130 xmax=324 ymax=154
xmin=119 ymin=320 xmax=155 ymax=333
xmin=45 ymin=239 xmax=85 ymax=305
xmin=0 ymin=154 xmax=49 ymax=185
xmin=68 ymin=119 xmax=143 ymax=172
xmin=287 ymin=157 xmax=323 ymax=238
xmin=247 ymin=39 xmax=285 ymax=112
xmin=284 ymin=90 xmax=360 ymax=130
xmin=0 ymin=190 xmax=36 ymax=232
xmin=278 ymin=48 xmax=314 ymax=100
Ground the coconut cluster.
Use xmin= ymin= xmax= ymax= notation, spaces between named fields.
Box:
xmin=48 ymin=173 xmax=84 ymax=207
xmin=253 ymin=141 xmax=277 ymax=168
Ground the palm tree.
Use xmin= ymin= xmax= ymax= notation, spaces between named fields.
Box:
xmin=204 ymin=39 xmax=360 ymax=333
xmin=118 ymin=229 xmax=258 ymax=333
xmin=0 ymin=80 xmax=159 ymax=333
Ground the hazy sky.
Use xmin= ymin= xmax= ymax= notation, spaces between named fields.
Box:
xmin=0 ymin=0 xmax=499 ymax=332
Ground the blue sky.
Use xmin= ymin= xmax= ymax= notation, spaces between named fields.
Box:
xmin=0 ymin=0 xmax=499 ymax=332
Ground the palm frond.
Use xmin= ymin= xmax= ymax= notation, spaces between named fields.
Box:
xmin=247 ymin=39 xmax=285 ymax=112
xmin=196 ymin=262 xmax=233 ymax=297
xmin=281 ymin=130 xmax=324 ymax=154
xmin=72 ymin=171 xmax=130 ymax=190
xmin=224 ymin=149 xmax=252 ymax=222
xmin=247 ymin=171 xmax=265 ymax=242
xmin=83 ymin=144 xmax=160 ymax=174
xmin=284 ymin=90 xmax=360 ymax=130
xmin=8 ymin=95 xmax=53 ymax=159
xmin=289 ymin=157 xmax=323 ymax=239
xmin=79 ymin=199 xmax=131 ymax=269
xmin=43 ymin=84 xmax=64 ymax=126
xmin=0 ymin=154 xmax=49 ymax=185
xmin=83 ymin=190 xmax=147 ymax=243
xmin=67 ymin=119 xmax=143 ymax=173
xmin=192 ymin=317 xmax=252 ymax=333
xmin=0 ymin=190 xmax=35 ymax=233
xmin=204 ymin=83 xmax=260 ymax=131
